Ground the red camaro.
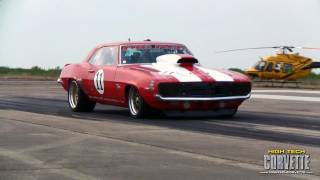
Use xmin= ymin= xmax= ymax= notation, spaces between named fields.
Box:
xmin=58 ymin=41 xmax=251 ymax=118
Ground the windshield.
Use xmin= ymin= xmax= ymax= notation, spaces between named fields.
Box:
xmin=121 ymin=44 xmax=192 ymax=64
xmin=254 ymin=61 xmax=266 ymax=71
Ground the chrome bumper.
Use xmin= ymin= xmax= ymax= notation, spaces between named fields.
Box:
xmin=155 ymin=93 xmax=251 ymax=101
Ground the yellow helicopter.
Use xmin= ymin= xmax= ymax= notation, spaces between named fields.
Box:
xmin=217 ymin=46 xmax=320 ymax=80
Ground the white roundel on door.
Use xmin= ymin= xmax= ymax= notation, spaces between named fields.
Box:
xmin=94 ymin=69 xmax=104 ymax=94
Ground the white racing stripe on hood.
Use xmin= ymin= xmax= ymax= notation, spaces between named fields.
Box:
xmin=196 ymin=66 xmax=234 ymax=82
xmin=142 ymin=63 xmax=202 ymax=82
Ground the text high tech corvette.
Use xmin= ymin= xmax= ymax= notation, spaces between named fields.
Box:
xmin=58 ymin=41 xmax=251 ymax=118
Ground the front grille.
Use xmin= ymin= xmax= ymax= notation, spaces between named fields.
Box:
xmin=158 ymin=82 xmax=251 ymax=98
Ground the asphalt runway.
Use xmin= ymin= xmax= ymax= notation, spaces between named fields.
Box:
xmin=0 ymin=81 xmax=319 ymax=180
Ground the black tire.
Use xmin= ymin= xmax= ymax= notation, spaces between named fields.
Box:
xmin=68 ymin=80 xmax=96 ymax=112
xmin=128 ymin=87 xmax=151 ymax=118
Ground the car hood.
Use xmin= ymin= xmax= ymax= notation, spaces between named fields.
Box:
xmin=126 ymin=54 xmax=250 ymax=82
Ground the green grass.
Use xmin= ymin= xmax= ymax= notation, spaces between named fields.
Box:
xmin=298 ymin=72 xmax=320 ymax=86
xmin=0 ymin=66 xmax=61 ymax=77
xmin=299 ymin=72 xmax=320 ymax=80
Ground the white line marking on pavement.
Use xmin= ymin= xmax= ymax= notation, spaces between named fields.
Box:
xmin=251 ymin=94 xmax=320 ymax=102
xmin=253 ymin=90 xmax=320 ymax=94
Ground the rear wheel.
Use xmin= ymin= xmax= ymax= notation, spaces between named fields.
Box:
xmin=68 ymin=80 xmax=96 ymax=112
xmin=128 ymin=87 xmax=151 ymax=118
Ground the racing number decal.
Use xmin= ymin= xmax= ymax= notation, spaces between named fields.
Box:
xmin=94 ymin=69 xmax=104 ymax=94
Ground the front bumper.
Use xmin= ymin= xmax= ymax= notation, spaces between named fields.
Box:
xmin=143 ymin=93 xmax=249 ymax=111
xmin=155 ymin=93 xmax=251 ymax=101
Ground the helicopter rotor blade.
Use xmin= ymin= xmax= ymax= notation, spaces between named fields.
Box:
xmin=285 ymin=47 xmax=294 ymax=52
xmin=216 ymin=46 xmax=320 ymax=53
xmin=287 ymin=46 xmax=320 ymax=50
xmin=215 ymin=47 xmax=278 ymax=53
xmin=299 ymin=47 xmax=320 ymax=50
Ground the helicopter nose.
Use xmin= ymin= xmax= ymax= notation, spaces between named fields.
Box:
xmin=246 ymin=67 xmax=257 ymax=72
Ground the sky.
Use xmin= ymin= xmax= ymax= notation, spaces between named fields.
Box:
xmin=1 ymin=0 xmax=320 ymax=72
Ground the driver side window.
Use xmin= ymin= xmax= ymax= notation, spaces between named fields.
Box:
xmin=89 ymin=49 xmax=103 ymax=65
xmin=89 ymin=47 xmax=118 ymax=66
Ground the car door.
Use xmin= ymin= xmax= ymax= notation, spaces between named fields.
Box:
xmin=87 ymin=46 xmax=118 ymax=102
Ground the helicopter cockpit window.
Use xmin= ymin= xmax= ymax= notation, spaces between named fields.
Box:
xmin=275 ymin=63 xmax=281 ymax=72
xmin=283 ymin=63 xmax=293 ymax=73
xmin=255 ymin=61 xmax=266 ymax=71
xmin=266 ymin=62 xmax=273 ymax=72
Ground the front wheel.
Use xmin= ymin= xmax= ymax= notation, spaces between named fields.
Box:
xmin=128 ymin=87 xmax=151 ymax=118
xmin=68 ymin=80 xmax=96 ymax=112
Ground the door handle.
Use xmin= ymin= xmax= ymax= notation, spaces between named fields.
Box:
xmin=88 ymin=69 xmax=95 ymax=73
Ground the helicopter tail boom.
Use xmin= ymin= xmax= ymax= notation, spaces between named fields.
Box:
xmin=302 ymin=62 xmax=320 ymax=70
